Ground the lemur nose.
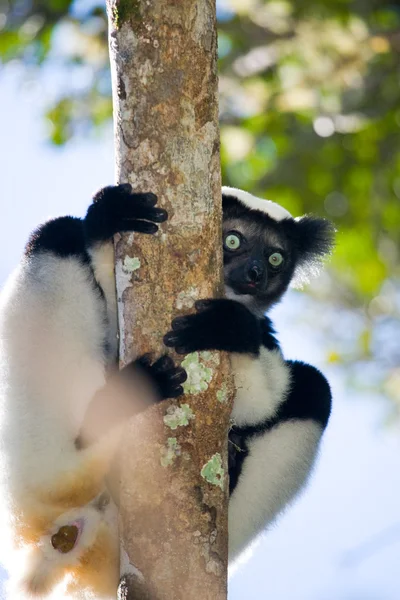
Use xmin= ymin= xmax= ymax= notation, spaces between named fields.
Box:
xmin=247 ymin=260 xmax=264 ymax=284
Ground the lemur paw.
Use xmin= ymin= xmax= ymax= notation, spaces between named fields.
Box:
xmin=164 ymin=298 xmax=261 ymax=355
xmin=85 ymin=183 xmax=168 ymax=242
xmin=135 ymin=354 xmax=187 ymax=399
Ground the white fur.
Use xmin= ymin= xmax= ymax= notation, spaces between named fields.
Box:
xmin=222 ymin=186 xmax=293 ymax=221
xmin=0 ymin=254 xmax=108 ymax=495
xmin=88 ymin=242 xmax=118 ymax=360
xmin=228 ymin=419 xmax=324 ymax=560
xmin=0 ymin=246 xmax=122 ymax=597
xmin=231 ymin=347 xmax=290 ymax=426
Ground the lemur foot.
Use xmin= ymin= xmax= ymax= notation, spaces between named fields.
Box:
xmin=85 ymin=183 xmax=168 ymax=243
xmin=164 ymin=299 xmax=261 ymax=355
xmin=75 ymin=355 xmax=186 ymax=450
xmin=133 ymin=354 xmax=187 ymax=400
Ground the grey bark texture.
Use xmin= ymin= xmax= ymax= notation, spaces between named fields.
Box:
xmin=106 ymin=1 xmax=233 ymax=599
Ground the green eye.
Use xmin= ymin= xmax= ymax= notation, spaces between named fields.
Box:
xmin=269 ymin=252 xmax=283 ymax=267
xmin=225 ymin=233 xmax=241 ymax=251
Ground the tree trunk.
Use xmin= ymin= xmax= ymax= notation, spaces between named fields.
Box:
xmin=106 ymin=2 xmax=233 ymax=599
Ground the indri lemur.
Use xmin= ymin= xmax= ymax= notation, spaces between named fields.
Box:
xmin=0 ymin=184 xmax=334 ymax=598
xmin=165 ymin=186 xmax=334 ymax=559
xmin=0 ymin=185 xmax=186 ymax=598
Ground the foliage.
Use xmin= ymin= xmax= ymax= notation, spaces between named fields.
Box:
xmin=1 ymin=0 xmax=399 ymax=403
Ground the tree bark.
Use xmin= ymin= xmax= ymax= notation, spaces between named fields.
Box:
xmin=106 ymin=2 xmax=233 ymax=599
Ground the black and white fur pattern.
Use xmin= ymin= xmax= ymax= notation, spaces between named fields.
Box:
xmin=0 ymin=185 xmax=186 ymax=598
xmin=164 ymin=186 xmax=334 ymax=560
xmin=0 ymin=183 xmax=334 ymax=597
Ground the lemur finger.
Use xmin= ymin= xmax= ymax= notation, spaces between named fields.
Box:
xmin=168 ymin=367 xmax=187 ymax=383
xmin=135 ymin=353 xmax=153 ymax=369
xmin=124 ymin=206 xmax=167 ymax=223
xmin=129 ymin=221 xmax=159 ymax=235
xmin=170 ymin=316 xmax=192 ymax=331
xmin=116 ymin=183 xmax=132 ymax=193
xmin=194 ymin=299 xmax=214 ymax=312
xmin=168 ymin=385 xmax=184 ymax=398
xmin=163 ymin=331 xmax=185 ymax=347
xmin=118 ymin=189 xmax=158 ymax=207
xmin=175 ymin=345 xmax=192 ymax=355
xmin=153 ymin=355 xmax=175 ymax=371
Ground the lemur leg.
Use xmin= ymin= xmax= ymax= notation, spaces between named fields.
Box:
xmin=228 ymin=419 xmax=324 ymax=560
xmin=228 ymin=360 xmax=331 ymax=560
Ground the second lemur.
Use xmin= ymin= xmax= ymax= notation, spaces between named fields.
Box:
xmin=165 ymin=186 xmax=335 ymax=560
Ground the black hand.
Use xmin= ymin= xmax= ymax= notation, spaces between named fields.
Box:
xmin=85 ymin=183 xmax=168 ymax=243
xmin=133 ymin=354 xmax=187 ymax=400
xmin=164 ymin=299 xmax=261 ymax=356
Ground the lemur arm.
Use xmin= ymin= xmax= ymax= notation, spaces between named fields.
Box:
xmin=164 ymin=299 xmax=332 ymax=561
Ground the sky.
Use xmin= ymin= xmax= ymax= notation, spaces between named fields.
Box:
xmin=1 ymin=68 xmax=400 ymax=599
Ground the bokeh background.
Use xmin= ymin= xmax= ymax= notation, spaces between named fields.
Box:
xmin=1 ymin=0 xmax=400 ymax=598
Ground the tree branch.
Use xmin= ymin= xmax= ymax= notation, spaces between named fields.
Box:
xmin=106 ymin=1 xmax=233 ymax=598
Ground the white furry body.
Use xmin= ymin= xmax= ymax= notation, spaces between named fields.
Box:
xmin=0 ymin=245 xmax=121 ymax=598
xmin=228 ymin=350 xmax=324 ymax=560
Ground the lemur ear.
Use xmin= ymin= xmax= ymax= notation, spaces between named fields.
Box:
xmin=294 ymin=215 xmax=335 ymax=263
xmin=284 ymin=215 xmax=336 ymax=287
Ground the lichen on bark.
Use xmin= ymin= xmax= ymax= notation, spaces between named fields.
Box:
xmin=107 ymin=1 xmax=233 ymax=598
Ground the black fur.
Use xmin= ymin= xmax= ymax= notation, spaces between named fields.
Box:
xmin=281 ymin=216 xmax=335 ymax=266
xmin=223 ymin=194 xmax=282 ymax=228
xmin=277 ymin=360 xmax=332 ymax=428
xmin=260 ymin=316 xmax=280 ymax=351
xmin=228 ymin=360 xmax=332 ymax=494
xmin=228 ymin=429 xmax=249 ymax=494
xmin=25 ymin=216 xmax=88 ymax=259
xmin=25 ymin=184 xmax=167 ymax=259
xmin=133 ymin=353 xmax=187 ymax=400
xmin=84 ymin=184 xmax=167 ymax=244
xmin=222 ymin=193 xmax=335 ymax=271
xmin=164 ymin=298 xmax=262 ymax=356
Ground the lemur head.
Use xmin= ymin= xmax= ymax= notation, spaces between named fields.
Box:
xmin=222 ymin=187 xmax=335 ymax=316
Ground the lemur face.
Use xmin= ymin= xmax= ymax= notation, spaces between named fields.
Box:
xmin=222 ymin=187 xmax=335 ymax=315
xmin=222 ymin=208 xmax=296 ymax=314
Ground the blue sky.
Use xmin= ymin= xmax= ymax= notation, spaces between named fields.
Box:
xmin=1 ymin=68 xmax=400 ymax=599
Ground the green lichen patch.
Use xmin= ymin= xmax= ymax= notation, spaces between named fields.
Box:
xmin=201 ymin=453 xmax=224 ymax=490
xmin=199 ymin=350 xmax=220 ymax=366
xmin=123 ymin=256 xmax=141 ymax=272
xmin=182 ymin=352 xmax=213 ymax=394
xmin=163 ymin=403 xmax=195 ymax=430
xmin=160 ymin=437 xmax=181 ymax=467
xmin=176 ymin=287 xmax=199 ymax=310
xmin=216 ymin=384 xmax=228 ymax=404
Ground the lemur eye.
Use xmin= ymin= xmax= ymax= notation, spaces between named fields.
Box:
xmin=224 ymin=233 xmax=241 ymax=251
xmin=269 ymin=252 xmax=284 ymax=267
